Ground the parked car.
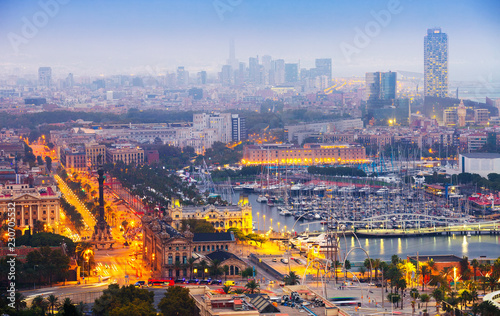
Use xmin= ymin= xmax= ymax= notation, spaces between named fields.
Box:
xmin=174 ymin=279 xmax=186 ymax=284
xmin=187 ymin=279 xmax=199 ymax=284
xmin=199 ymin=279 xmax=211 ymax=285
xmin=223 ymin=280 xmax=235 ymax=287
xmin=134 ymin=281 xmax=145 ymax=287
xmin=210 ymin=280 xmax=222 ymax=285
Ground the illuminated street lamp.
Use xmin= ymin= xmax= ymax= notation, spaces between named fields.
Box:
xmin=453 ymin=267 xmax=457 ymax=291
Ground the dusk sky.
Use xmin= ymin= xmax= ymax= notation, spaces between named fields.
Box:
xmin=1 ymin=0 xmax=499 ymax=81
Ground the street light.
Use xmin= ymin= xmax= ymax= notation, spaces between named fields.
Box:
xmin=257 ymin=212 xmax=259 ymax=231
xmin=34 ymin=265 xmax=38 ymax=289
xmin=453 ymin=266 xmax=457 ymax=292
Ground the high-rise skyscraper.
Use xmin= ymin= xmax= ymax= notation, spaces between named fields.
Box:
xmin=365 ymin=71 xmax=396 ymax=109
xmin=38 ymin=67 xmax=52 ymax=87
xmin=424 ymin=28 xmax=448 ymax=98
xmin=177 ymin=66 xmax=189 ymax=86
xmin=248 ymin=57 xmax=260 ymax=84
xmin=227 ymin=39 xmax=238 ymax=69
xmin=220 ymin=65 xmax=233 ymax=86
xmin=285 ymin=63 xmax=298 ymax=83
xmin=315 ymin=58 xmax=332 ymax=82
xmin=272 ymin=59 xmax=285 ymax=85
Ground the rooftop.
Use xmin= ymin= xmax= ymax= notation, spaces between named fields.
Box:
xmin=461 ymin=153 xmax=500 ymax=159
xmin=408 ymin=254 xmax=463 ymax=263
xmin=193 ymin=233 xmax=235 ymax=243
xmin=205 ymin=250 xmax=239 ymax=262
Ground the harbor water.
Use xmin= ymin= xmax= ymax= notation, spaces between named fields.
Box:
xmin=230 ymin=192 xmax=500 ymax=261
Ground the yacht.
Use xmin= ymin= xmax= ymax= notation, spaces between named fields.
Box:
xmin=256 ymin=195 xmax=268 ymax=203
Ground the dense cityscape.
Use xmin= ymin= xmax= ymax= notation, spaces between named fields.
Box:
xmin=1 ymin=1 xmax=500 ymax=316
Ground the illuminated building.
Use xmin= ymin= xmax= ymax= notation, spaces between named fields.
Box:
xmin=474 ymin=108 xmax=489 ymax=125
xmin=106 ymin=146 xmax=144 ymax=165
xmin=85 ymin=143 xmax=106 ymax=167
xmin=60 ymin=146 xmax=87 ymax=172
xmin=443 ymin=109 xmax=458 ymax=127
xmin=465 ymin=133 xmax=488 ymax=152
xmin=141 ymin=215 xmax=245 ymax=279
xmin=457 ymin=100 xmax=466 ymax=127
xmin=0 ymin=184 xmax=61 ymax=232
xmin=170 ymin=196 xmax=253 ymax=234
xmin=424 ymin=28 xmax=448 ymax=97
xmin=242 ymin=143 xmax=366 ymax=166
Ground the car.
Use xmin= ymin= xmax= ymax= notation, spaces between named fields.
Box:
xmin=281 ymin=258 xmax=289 ymax=264
xmin=223 ymin=280 xmax=235 ymax=287
xmin=199 ymin=279 xmax=211 ymax=285
xmin=272 ymin=258 xmax=277 ymax=262
xmin=134 ymin=280 xmax=146 ymax=287
xmin=174 ymin=279 xmax=186 ymax=284
xmin=210 ymin=279 xmax=222 ymax=285
xmin=187 ymin=279 xmax=199 ymax=284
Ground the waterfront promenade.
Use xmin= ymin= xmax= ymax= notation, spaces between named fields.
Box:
xmin=356 ymin=220 xmax=500 ymax=237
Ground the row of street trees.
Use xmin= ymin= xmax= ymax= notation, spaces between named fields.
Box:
xmin=353 ymin=255 xmax=500 ymax=315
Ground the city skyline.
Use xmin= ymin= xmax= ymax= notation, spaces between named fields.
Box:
xmin=0 ymin=0 xmax=499 ymax=81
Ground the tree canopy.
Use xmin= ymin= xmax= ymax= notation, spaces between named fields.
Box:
xmin=158 ymin=286 xmax=198 ymax=316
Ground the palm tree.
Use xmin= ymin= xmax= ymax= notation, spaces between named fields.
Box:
xmin=284 ymin=271 xmax=300 ymax=285
xmin=478 ymin=300 xmax=500 ymax=316
xmin=222 ymin=285 xmax=231 ymax=294
xmin=479 ymin=263 xmax=491 ymax=294
xmin=426 ymin=259 xmax=436 ymax=275
xmin=173 ymin=260 xmax=183 ymax=278
xmin=187 ymin=257 xmax=197 ymax=279
xmin=391 ymin=255 xmax=400 ymax=266
xmin=59 ymin=298 xmax=74 ymax=313
xmin=199 ymin=260 xmax=208 ymax=279
xmin=396 ymin=278 xmax=407 ymax=310
xmin=14 ymin=293 xmax=27 ymax=311
xmin=47 ymin=294 xmax=59 ymax=315
xmin=373 ymin=258 xmax=381 ymax=281
xmin=76 ymin=242 xmax=94 ymax=275
xmin=31 ymin=295 xmax=48 ymax=314
xmin=210 ymin=259 xmax=222 ymax=279
xmin=359 ymin=266 xmax=366 ymax=279
xmin=245 ymin=279 xmax=260 ymax=294
xmin=420 ymin=265 xmax=429 ymax=292
xmin=223 ymin=265 xmax=229 ymax=281
xmin=471 ymin=259 xmax=479 ymax=282
xmin=420 ymin=294 xmax=430 ymax=311
xmin=364 ymin=258 xmax=372 ymax=281
xmin=431 ymin=288 xmax=444 ymax=314
xmin=409 ymin=288 xmax=419 ymax=315
xmin=460 ymin=290 xmax=472 ymax=311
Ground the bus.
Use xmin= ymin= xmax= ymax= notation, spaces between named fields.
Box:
xmin=147 ymin=278 xmax=174 ymax=287
xmin=328 ymin=297 xmax=360 ymax=306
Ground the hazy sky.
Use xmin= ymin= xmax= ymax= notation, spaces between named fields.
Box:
xmin=1 ymin=0 xmax=499 ymax=81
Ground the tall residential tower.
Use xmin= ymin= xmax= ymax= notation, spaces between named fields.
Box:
xmin=424 ymin=28 xmax=448 ymax=97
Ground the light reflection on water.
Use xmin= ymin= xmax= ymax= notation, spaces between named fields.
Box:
xmin=235 ymin=192 xmax=500 ymax=261
xmin=339 ymin=235 xmax=500 ymax=262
